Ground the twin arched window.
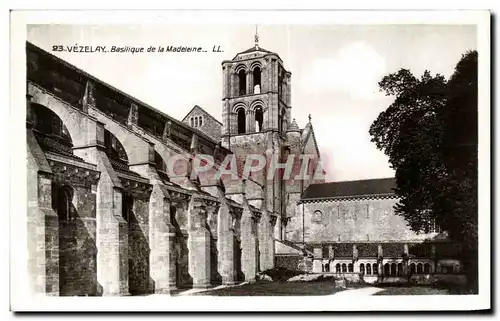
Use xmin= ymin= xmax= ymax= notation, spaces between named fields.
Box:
xmin=237 ymin=67 xmax=262 ymax=96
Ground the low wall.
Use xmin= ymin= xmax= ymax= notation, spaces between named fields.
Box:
xmin=275 ymin=255 xmax=306 ymax=271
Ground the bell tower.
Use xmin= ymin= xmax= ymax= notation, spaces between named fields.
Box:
xmin=220 ymin=29 xmax=292 ymax=240
xmin=221 ymin=30 xmax=292 ymax=144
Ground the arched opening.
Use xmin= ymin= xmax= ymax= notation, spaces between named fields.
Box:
xmin=30 ymin=103 xmax=75 ymax=157
xmin=254 ymin=106 xmax=263 ymax=132
xmin=253 ymin=67 xmax=261 ymax=94
xmin=397 ymin=263 xmax=404 ymax=276
xmin=410 ymin=263 xmax=416 ymax=275
xmin=348 ymin=263 xmax=353 ymax=273
xmin=417 ymin=263 xmax=423 ymax=274
xmin=424 ymin=263 xmax=431 ymax=274
xmin=237 ymin=108 xmax=246 ymax=134
xmin=366 ymin=263 xmax=372 ymax=275
xmin=238 ymin=70 xmax=246 ymax=96
xmin=199 ymin=116 xmax=203 ymax=127
xmin=336 ymin=263 xmax=341 ymax=273
xmin=324 ymin=262 xmax=330 ymax=272
xmin=194 ymin=117 xmax=198 ymax=128
xmin=373 ymin=263 xmax=378 ymax=275
xmin=341 ymin=263 xmax=347 ymax=273
xmin=384 ymin=263 xmax=390 ymax=276
xmin=391 ymin=263 xmax=397 ymax=276
xmin=360 ymin=263 xmax=365 ymax=275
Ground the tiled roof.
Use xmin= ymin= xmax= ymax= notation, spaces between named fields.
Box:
xmin=300 ymin=178 xmax=396 ymax=201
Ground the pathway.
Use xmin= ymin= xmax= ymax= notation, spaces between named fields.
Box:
xmin=332 ymin=286 xmax=384 ymax=296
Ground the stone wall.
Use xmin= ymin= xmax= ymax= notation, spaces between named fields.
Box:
xmin=57 ymin=184 xmax=98 ymax=296
xmin=300 ymin=198 xmax=429 ymax=243
xmin=182 ymin=106 xmax=222 ymax=142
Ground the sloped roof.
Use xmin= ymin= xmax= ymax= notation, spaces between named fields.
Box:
xmin=232 ymin=46 xmax=279 ymax=60
xmin=182 ymin=105 xmax=223 ymax=126
xmin=300 ymin=178 xmax=396 ymax=202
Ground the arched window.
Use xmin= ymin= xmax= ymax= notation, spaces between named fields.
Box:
xmin=384 ymin=263 xmax=390 ymax=276
xmin=417 ymin=263 xmax=423 ymax=274
xmin=341 ymin=263 xmax=347 ymax=273
xmin=312 ymin=210 xmax=322 ymax=223
xmin=391 ymin=263 xmax=397 ymax=276
xmin=424 ymin=263 xmax=431 ymax=274
xmin=336 ymin=263 xmax=341 ymax=273
xmin=199 ymin=116 xmax=203 ymax=127
xmin=397 ymin=263 xmax=404 ymax=276
xmin=194 ymin=117 xmax=198 ymax=128
xmin=190 ymin=117 xmax=194 ymax=127
xmin=360 ymin=263 xmax=365 ymax=275
xmin=366 ymin=263 xmax=372 ymax=275
xmin=373 ymin=263 xmax=378 ymax=275
xmin=253 ymin=67 xmax=261 ymax=94
xmin=410 ymin=263 xmax=416 ymax=275
xmin=324 ymin=262 xmax=330 ymax=272
xmin=237 ymin=108 xmax=246 ymax=134
xmin=238 ymin=70 xmax=246 ymax=96
xmin=348 ymin=263 xmax=353 ymax=272
xmin=255 ymin=107 xmax=263 ymax=132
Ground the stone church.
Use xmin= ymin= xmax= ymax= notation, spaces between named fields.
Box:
xmin=25 ymin=37 xmax=461 ymax=296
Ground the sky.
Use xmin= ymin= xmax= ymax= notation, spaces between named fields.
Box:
xmin=27 ymin=24 xmax=477 ymax=182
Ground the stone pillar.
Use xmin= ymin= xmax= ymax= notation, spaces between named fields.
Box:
xmin=219 ymin=203 xmax=237 ymax=285
xmin=377 ymin=244 xmax=384 ymax=281
xmin=268 ymin=214 xmax=277 ymax=269
xmin=148 ymin=186 xmax=177 ymax=293
xmin=403 ymin=243 xmax=409 ymax=276
xmin=431 ymin=244 xmax=437 ymax=273
xmin=273 ymin=216 xmax=282 ymax=241
xmin=188 ymin=197 xmax=211 ymax=288
xmin=240 ymin=202 xmax=259 ymax=282
xmin=247 ymin=70 xmax=253 ymax=95
xmin=96 ymin=183 xmax=129 ymax=296
xmin=312 ymin=246 xmax=322 ymax=273
xmin=258 ymin=210 xmax=273 ymax=271
xmin=82 ymin=80 xmax=96 ymax=113
xmin=127 ymin=103 xmax=139 ymax=129
xmin=26 ymin=131 xmax=59 ymax=295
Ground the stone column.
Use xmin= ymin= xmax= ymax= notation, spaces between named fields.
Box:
xmin=247 ymin=70 xmax=253 ymax=95
xmin=273 ymin=216 xmax=282 ymax=241
xmin=377 ymin=244 xmax=384 ymax=281
xmin=188 ymin=197 xmax=211 ymax=288
xmin=240 ymin=202 xmax=259 ymax=282
xmin=403 ymin=243 xmax=409 ymax=276
xmin=219 ymin=203 xmax=237 ymax=285
xmin=312 ymin=246 xmax=322 ymax=273
xmin=258 ymin=210 xmax=273 ymax=271
xmin=26 ymin=131 xmax=59 ymax=295
xmin=206 ymin=204 xmax=219 ymax=284
xmin=148 ymin=186 xmax=177 ymax=293
xmin=269 ymin=214 xmax=277 ymax=268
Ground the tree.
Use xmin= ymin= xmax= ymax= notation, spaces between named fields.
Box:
xmin=369 ymin=51 xmax=478 ymax=292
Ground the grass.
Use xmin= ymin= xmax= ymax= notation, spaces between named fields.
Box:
xmin=374 ymin=286 xmax=451 ymax=295
xmin=374 ymin=284 xmax=474 ymax=295
xmin=194 ymin=280 xmax=347 ymax=296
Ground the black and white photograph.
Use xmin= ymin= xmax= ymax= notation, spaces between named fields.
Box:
xmin=8 ymin=9 xmax=491 ymax=312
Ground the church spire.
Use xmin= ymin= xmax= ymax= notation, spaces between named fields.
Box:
xmin=254 ymin=25 xmax=259 ymax=49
